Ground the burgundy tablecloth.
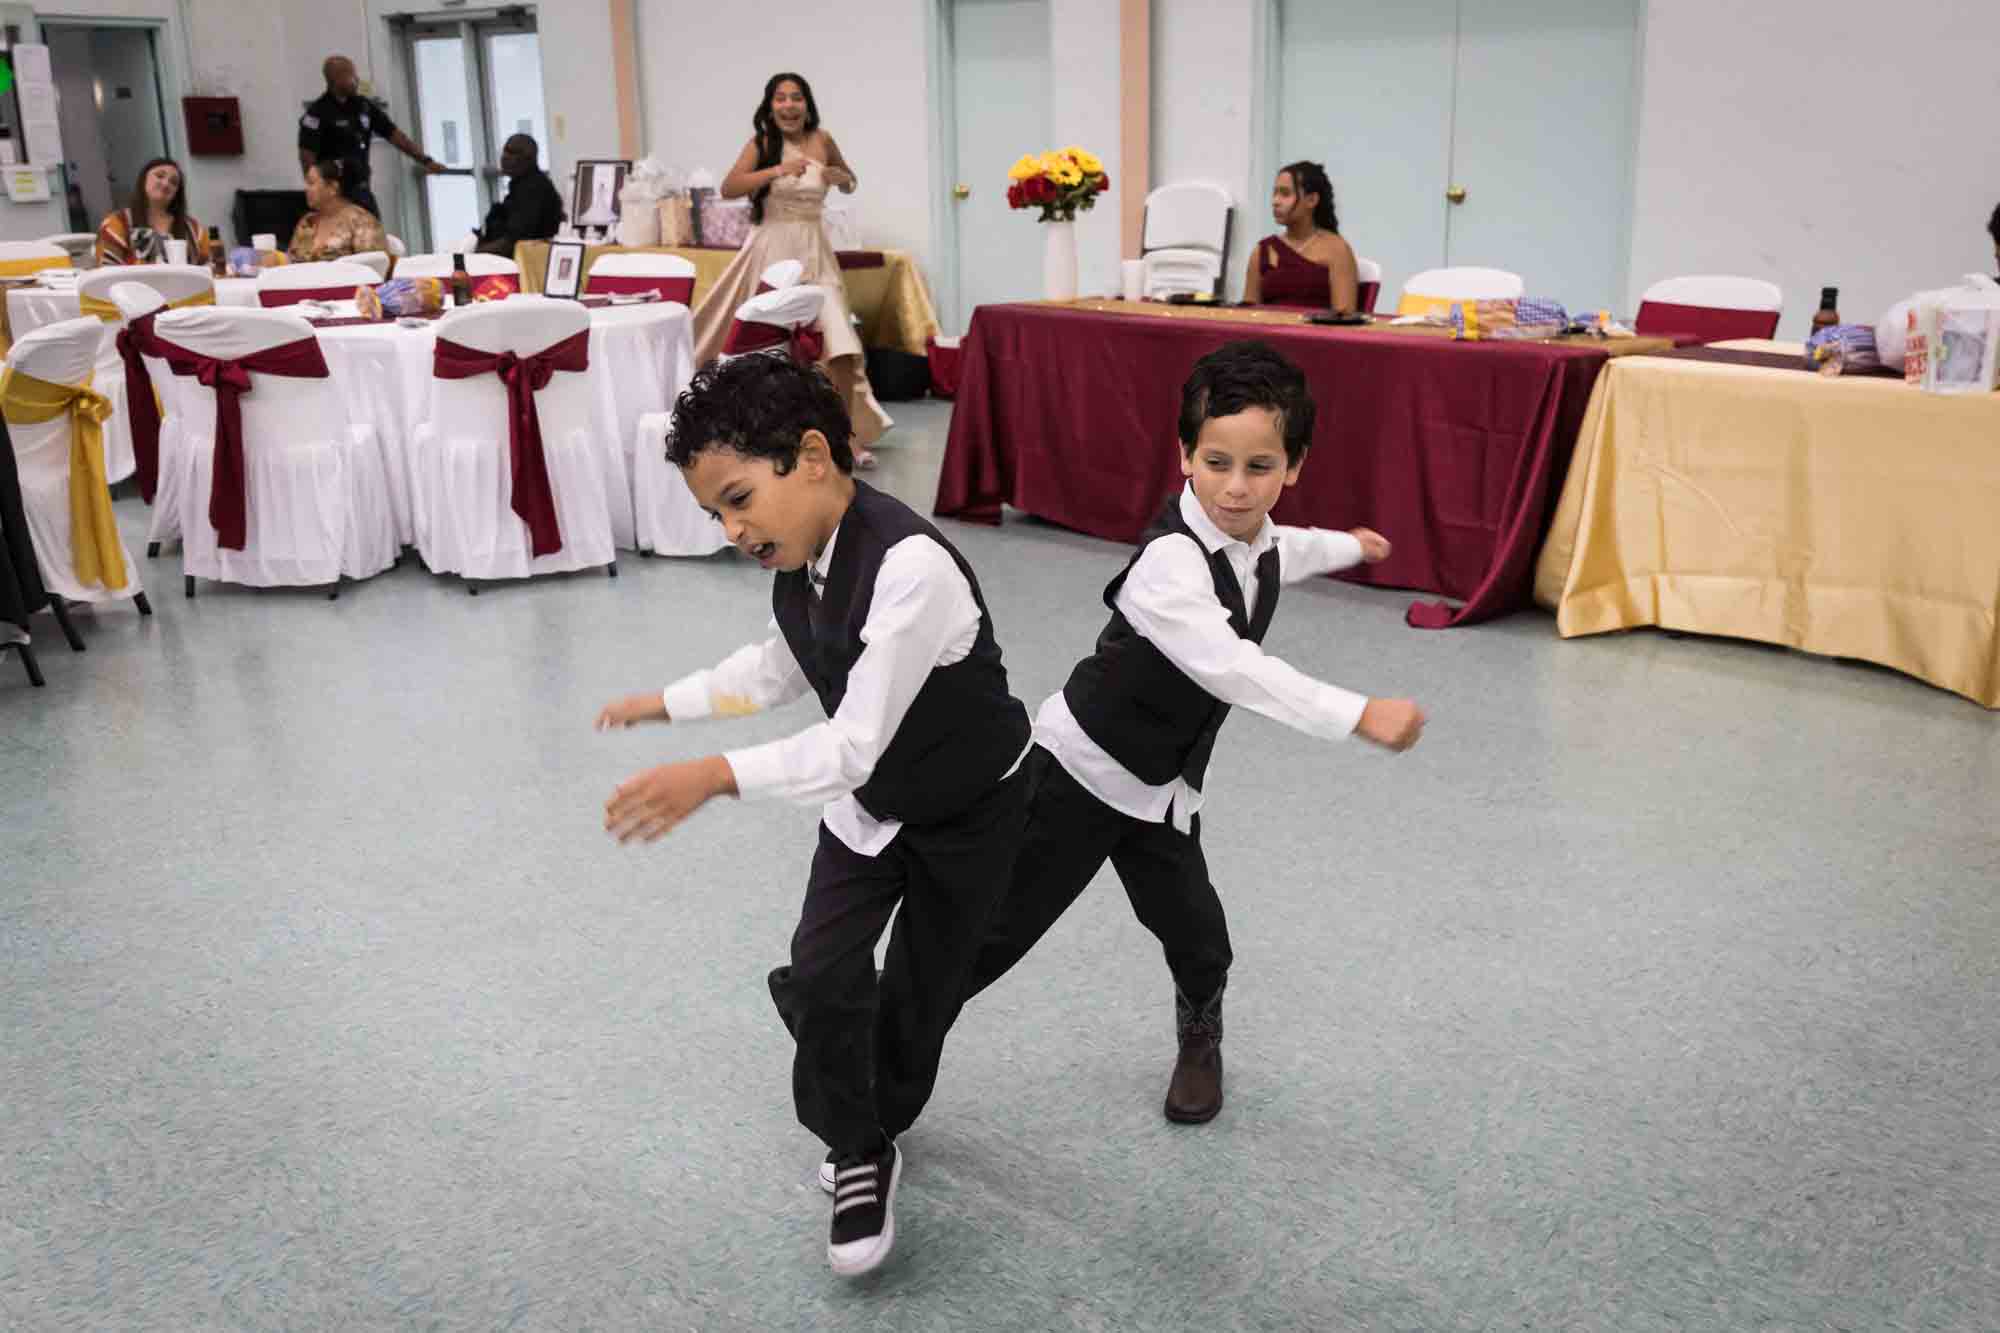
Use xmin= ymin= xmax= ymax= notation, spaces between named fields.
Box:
xmin=934 ymin=303 xmax=1625 ymax=627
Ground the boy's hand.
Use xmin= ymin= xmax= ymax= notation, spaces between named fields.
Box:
xmin=605 ymin=756 xmax=738 ymax=844
xmin=1350 ymin=527 xmax=1392 ymax=563
xmin=1356 ymin=698 xmax=1425 ymax=752
xmin=596 ymin=692 xmax=670 ymax=730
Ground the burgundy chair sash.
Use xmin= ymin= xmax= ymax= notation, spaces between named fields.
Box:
xmin=155 ymin=335 xmax=331 ymax=551
xmin=431 ymin=329 xmax=591 ymax=557
xmin=723 ymin=319 xmax=823 ymax=364
xmin=1357 ymin=280 xmax=1381 ymax=314
xmin=259 ymin=284 xmax=369 ymax=308
xmin=1633 ymin=300 xmax=1780 ymax=345
xmin=587 ymin=273 xmax=694 ymax=303
xmin=114 ymin=310 xmax=168 ymax=504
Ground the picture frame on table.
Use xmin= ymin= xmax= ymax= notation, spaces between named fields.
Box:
xmin=545 ymin=240 xmax=586 ymax=299
xmin=571 ymin=159 xmax=630 ymax=231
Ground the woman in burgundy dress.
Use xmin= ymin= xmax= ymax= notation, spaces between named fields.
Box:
xmin=1243 ymin=160 xmax=1360 ymax=312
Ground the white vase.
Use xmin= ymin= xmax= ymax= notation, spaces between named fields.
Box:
xmin=1042 ymin=219 xmax=1077 ymax=301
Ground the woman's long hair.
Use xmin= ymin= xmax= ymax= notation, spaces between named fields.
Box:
xmin=1280 ymin=160 xmax=1338 ymax=234
xmin=749 ymin=72 xmax=820 ymax=225
xmin=123 ymin=156 xmax=196 ymax=243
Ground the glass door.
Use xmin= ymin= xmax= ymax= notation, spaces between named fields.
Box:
xmin=401 ymin=13 xmax=545 ymax=251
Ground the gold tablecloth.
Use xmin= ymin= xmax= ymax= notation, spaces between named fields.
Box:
xmin=1533 ymin=341 xmax=2000 ymax=707
xmin=1043 ymin=299 xmax=1678 ymax=354
xmin=511 ymin=243 xmax=939 ymax=357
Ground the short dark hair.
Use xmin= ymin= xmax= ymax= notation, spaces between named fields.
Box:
xmin=1177 ymin=340 xmax=1316 ymax=466
xmin=666 ymin=353 xmax=854 ymax=474
xmin=1989 ymin=201 xmax=2000 ymax=248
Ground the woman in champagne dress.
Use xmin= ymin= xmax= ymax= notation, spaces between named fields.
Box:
xmin=693 ymin=72 xmax=891 ymax=465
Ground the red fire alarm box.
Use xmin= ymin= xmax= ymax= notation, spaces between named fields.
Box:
xmin=183 ymin=97 xmax=244 ymax=156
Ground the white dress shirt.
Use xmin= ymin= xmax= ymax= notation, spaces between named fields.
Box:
xmin=1034 ymin=483 xmax=1370 ymax=833
xmin=662 ymin=526 xmax=983 ymax=856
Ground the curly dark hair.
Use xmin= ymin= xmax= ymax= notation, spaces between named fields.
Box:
xmin=1177 ymin=339 xmax=1317 ymax=466
xmin=749 ymin=72 xmax=821 ymax=226
xmin=666 ymin=353 xmax=853 ymax=474
xmin=1279 ymin=160 xmax=1339 ymax=234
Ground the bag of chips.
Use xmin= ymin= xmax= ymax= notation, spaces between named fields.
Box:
xmin=1450 ymin=297 xmax=1568 ymax=340
xmin=355 ymin=276 xmax=445 ymax=321
xmin=1803 ymin=324 xmax=1881 ymax=376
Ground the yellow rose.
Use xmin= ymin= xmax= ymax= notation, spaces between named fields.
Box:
xmin=1064 ymin=146 xmax=1104 ymax=174
xmin=1007 ymin=155 xmax=1042 ymax=182
xmin=1051 ymin=162 xmax=1083 ymax=187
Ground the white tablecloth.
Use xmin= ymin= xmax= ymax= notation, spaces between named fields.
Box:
xmin=312 ymin=301 xmax=693 ymax=549
xmin=5 ymin=277 xmax=258 ymax=343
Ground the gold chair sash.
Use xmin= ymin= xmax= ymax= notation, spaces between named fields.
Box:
xmin=78 ymin=285 xmax=217 ymax=322
xmin=0 ymin=367 xmax=125 ymax=591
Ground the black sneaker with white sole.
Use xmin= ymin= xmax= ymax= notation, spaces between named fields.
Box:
xmin=819 ymin=1150 xmax=837 ymax=1194
xmin=826 ymin=1139 xmax=900 ymax=1276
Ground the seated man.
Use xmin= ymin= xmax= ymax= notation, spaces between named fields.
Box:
xmin=475 ymin=134 xmax=564 ymax=257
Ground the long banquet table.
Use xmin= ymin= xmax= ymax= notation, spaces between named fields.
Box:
xmin=1533 ymin=340 xmax=2000 ymax=707
xmin=934 ymin=299 xmax=1676 ymax=627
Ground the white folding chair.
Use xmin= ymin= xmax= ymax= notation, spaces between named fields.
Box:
xmin=395 ymin=252 xmax=522 ymax=279
xmin=256 ymin=260 xmax=380 ymax=308
xmin=104 ymin=283 xmax=196 ymax=557
xmin=721 ymin=284 xmax=826 ymax=361
xmin=153 ymin=304 xmax=397 ymax=593
xmin=759 ymin=260 xmax=804 ymax=291
xmin=3 ymin=316 xmax=149 ymax=618
xmin=1355 ymin=256 xmax=1384 ymax=313
xmin=584 ymin=251 xmax=698 ymax=305
xmin=1398 ymin=266 xmax=1525 ymax=315
xmin=36 ymin=232 xmax=99 ymax=269
xmin=0 ymin=241 xmax=72 ymax=280
xmin=76 ymin=265 xmax=215 ymax=482
xmin=411 ymin=297 xmax=617 ymax=585
xmin=348 ymin=250 xmax=392 ymax=280
xmin=1141 ymin=182 xmax=1234 ymax=298
xmin=1634 ymin=275 xmax=1784 ymax=341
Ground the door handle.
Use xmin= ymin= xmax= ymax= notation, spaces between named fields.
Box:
xmin=952 ymin=184 xmax=971 ymax=201
xmin=1445 ymin=185 xmax=1467 ymax=205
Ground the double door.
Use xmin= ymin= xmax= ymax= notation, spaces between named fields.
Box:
xmin=1277 ymin=0 xmax=1640 ymax=312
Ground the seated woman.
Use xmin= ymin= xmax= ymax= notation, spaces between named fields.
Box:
xmin=288 ymin=159 xmax=388 ymax=263
xmin=1243 ymin=160 xmax=1359 ymax=312
xmin=95 ymin=157 xmax=211 ymax=267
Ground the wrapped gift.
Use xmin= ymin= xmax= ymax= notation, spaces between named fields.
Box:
xmin=701 ymin=197 xmax=751 ymax=250
xmin=356 ymin=276 xmax=445 ymax=320
xmin=1450 ymin=297 xmax=1568 ymax=340
xmin=1803 ymin=324 xmax=1881 ymax=376
xmin=657 ymin=195 xmax=696 ymax=247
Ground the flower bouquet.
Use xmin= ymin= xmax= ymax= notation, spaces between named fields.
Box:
xmin=1006 ymin=147 xmax=1110 ymax=223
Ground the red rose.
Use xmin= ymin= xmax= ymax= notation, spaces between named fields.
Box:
xmin=1032 ymin=177 xmax=1054 ymax=204
xmin=1097 ymin=172 xmax=1111 ymax=193
xmin=1007 ymin=183 xmax=1024 ymax=208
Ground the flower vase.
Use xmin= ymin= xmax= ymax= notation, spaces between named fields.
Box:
xmin=1042 ymin=219 xmax=1077 ymax=302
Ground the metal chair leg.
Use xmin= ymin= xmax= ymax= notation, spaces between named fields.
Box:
xmin=47 ymin=597 xmax=84 ymax=651
xmin=146 ymin=541 xmax=161 ymax=558
xmin=606 ymin=562 xmax=618 ymax=579
xmin=133 ymin=591 xmax=153 ymax=617
xmin=185 ymin=575 xmax=195 ymax=598
xmin=7 ymin=640 xmax=44 ymax=687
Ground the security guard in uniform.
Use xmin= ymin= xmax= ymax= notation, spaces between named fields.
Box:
xmin=297 ymin=55 xmax=444 ymax=218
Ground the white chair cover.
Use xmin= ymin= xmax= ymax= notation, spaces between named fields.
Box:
xmin=386 ymin=234 xmax=409 ymax=258
xmin=348 ymin=250 xmax=393 ymax=279
xmin=77 ymin=265 xmax=216 ymax=484
xmin=106 ymin=283 xmax=194 ymax=551
xmin=1142 ymin=183 xmax=1232 ymax=252
xmin=35 ymin=233 xmax=98 ymax=269
xmin=257 ymin=260 xmax=381 ymax=302
xmin=731 ymin=284 xmax=825 ymax=332
xmin=0 ymin=241 xmax=71 ymax=268
xmin=395 ymin=252 xmax=522 ymax=279
xmin=1356 ymin=257 xmax=1383 ymax=284
xmin=759 ymin=259 xmax=805 ymax=291
xmin=411 ymin=298 xmax=616 ymax=580
xmin=1639 ymin=275 xmax=1783 ymax=313
xmin=1403 ymin=266 xmax=1525 ymax=303
xmin=1142 ymin=248 xmax=1223 ymax=299
xmin=4 ymin=316 xmax=143 ymax=606
xmin=153 ymin=305 xmax=397 ymax=588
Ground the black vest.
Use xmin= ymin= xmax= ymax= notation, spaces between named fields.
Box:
xmin=772 ymin=481 xmax=1029 ymax=825
xmin=1062 ymin=496 xmax=1279 ymax=791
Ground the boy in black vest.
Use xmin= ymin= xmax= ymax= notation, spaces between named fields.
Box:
xmin=966 ymin=339 xmax=1425 ymax=1125
xmin=596 ymin=355 xmax=1032 ymax=1278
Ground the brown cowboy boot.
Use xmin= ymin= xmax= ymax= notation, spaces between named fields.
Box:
xmin=1164 ymin=984 xmax=1224 ymax=1124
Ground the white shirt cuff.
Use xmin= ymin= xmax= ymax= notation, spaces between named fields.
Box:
xmin=721 ymin=740 xmax=787 ymax=801
xmin=662 ymin=672 xmax=714 ymax=722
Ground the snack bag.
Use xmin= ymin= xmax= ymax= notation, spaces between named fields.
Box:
xmin=1803 ymin=324 xmax=1881 ymax=376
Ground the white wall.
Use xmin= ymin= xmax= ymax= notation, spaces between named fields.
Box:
xmin=1628 ymin=0 xmax=2000 ymax=335
xmin=1049 ymin=0 xmax=1122 ymax=298
xmin=632 ymin=0 xmax=934 ymax=261
xmin=1150 ymin=0 xmax=1259 ymax=299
